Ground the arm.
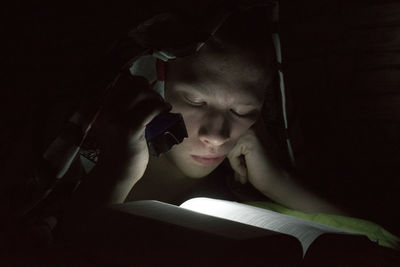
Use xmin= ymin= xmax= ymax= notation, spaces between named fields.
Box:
xmin=227 ymin=122 xmax=348 ymax=215
xmin=63 ymin=75 xmax=171 ymax=225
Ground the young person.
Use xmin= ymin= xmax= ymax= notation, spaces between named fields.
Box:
xmin=65 ymin=6 xmax=346 ymax=226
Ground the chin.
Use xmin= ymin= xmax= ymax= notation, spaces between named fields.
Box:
xmin=165 ymin=151 xmax=219 ymax=179
xmin=177 ymin=161 xmax=218 ymax=179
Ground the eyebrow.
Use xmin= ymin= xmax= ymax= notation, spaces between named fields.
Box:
xmin=187 ymin=81 xmax=212 ymax=96
xmin=176 ymin=70 xmax=214 ymax=95
xmin=178 ymin=81 xmax=264 ymax=107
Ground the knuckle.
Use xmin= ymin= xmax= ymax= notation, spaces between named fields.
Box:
xmin=136 ymin=92 xmax=165 ymax=107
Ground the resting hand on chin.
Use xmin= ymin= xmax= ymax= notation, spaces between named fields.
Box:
xmin=227 ymin=122 xmax=283 ymax=196
xmin=227 ymin=120 xmax=347 ymax=215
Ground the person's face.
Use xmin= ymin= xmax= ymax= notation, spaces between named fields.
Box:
xmin=164 ymin=45 xmax=272 ymax=178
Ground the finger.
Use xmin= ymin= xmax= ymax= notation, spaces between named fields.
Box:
xmin=106 ymin=77 xmax=170 ymax=122
xmin=126 ymin=86 xmax=165 ymax=111
xmin=239 ymin=155 xmax=248 ymax=184
xmin=234 ymin=171 xmax=240 ymax=182
xmin=106 ymin=75 xmax=149 ymax=103
xmin=105 ymin=75 xmax=163 ymax=115
xmin=227 ymin=146 xmax=247 ymax=177
xmin=228 ymin=153 xmax=245 ymax=176
xmin=141 ymin=101 xmax=172 ymax=127
xmin=239 ymin=172 xmax=247 ymax=184
xmin=120 ymin=97 xmax=171 ymax=131
xmin=234 ymin=171 xmax=248 ymax=185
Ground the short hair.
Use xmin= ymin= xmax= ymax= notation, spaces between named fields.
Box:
xmin=207 ymin=7 xmax=276 ymax=71
xmin=206 ymin=7 xmax=279 ymax=122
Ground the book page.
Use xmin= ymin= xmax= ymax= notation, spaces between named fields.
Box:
xmin=180 ymin=197 xmax=357 ymax=255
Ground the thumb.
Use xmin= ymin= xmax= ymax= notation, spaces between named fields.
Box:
xmin=228 ymin=145 xmax=248 ymax=183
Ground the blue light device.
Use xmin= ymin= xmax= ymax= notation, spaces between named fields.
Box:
xmin=145 ymin=112 xmax=188 ymax=156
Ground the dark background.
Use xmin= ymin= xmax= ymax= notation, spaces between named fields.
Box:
xmin=2 ymin=0 xmax=400 ymax=236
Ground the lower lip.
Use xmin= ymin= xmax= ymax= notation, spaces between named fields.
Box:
xmin=190 ymin=155 xmax=225 ymax=166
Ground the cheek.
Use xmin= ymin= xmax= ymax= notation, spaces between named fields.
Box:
xmin=180 ymin=111 xmax=203 ymax=139
xmin=230 ymin=120 xmax=255 ymax=141
xmin=165 ymin=100 xmax=202 ymax=138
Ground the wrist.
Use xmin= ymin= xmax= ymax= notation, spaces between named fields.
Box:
xmin=96 ymin=149 xmax=148 ymax=183
xmin=256 ymin=170 xmax=291 ymax=199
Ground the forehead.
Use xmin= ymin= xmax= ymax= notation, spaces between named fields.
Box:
xmin=167 ymin=45 xmax=272 ymax=102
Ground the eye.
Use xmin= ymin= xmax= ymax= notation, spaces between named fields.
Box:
xmin=230 ymin=109 xmax=247 ymax=117
xmin=230 ymin=109 xmax=259 ymax=119
xmin=184 ymin=95 xmax=205 ymax=107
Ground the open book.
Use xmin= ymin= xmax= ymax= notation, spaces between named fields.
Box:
xmin=180 ymin=197 xmax=357 ymax=256
xmin=70 ymin=197 xmax=400 ymax=266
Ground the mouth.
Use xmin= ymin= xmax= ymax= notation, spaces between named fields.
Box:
xmin=190 ymin=155 xmax=226 ymax=166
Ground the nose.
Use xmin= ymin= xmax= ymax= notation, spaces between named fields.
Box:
xmin=198 ymin=112 xmax=231 ymax=147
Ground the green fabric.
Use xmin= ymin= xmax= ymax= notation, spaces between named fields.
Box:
xmin=246 ymin=201 xmax=400 ymax=250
